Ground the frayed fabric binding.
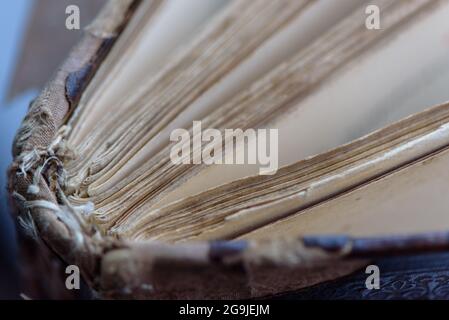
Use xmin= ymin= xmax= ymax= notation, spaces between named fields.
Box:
xmin=26 ymin=156 xmax=66 ymax=195
xmin=13 ymin=124 xmax=98 ymax=248
xmin=17 ymin=210 xmax=39 ymax=241
xmin=13 ymin=190 xmax=96 ymax=248
xmin=16 ymin=125 xmax=72 ymax=180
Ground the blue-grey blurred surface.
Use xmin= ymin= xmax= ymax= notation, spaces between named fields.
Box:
xmin=0 ymin=0 xmax=35 ymax=299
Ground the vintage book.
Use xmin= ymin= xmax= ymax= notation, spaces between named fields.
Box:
xmin=8 ymin=0 xmax=449 ymax=299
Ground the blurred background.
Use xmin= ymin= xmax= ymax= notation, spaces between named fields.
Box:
xmin=0 ymin=0 xmax=105 ymax=299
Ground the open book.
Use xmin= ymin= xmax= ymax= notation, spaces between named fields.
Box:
xmin=10 ymin=0 xmax=449 ymax=299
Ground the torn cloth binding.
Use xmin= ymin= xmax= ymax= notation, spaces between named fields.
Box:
xmin=8 ymin=0 xmax=449 ymax=299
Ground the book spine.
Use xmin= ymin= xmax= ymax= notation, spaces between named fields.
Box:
xmin=8 ymin=0 xmax=143 ymax=290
